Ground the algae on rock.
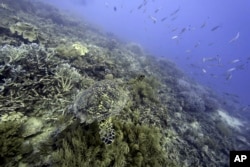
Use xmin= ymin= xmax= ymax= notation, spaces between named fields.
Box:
xmin=0 ymin=120 xmax=24 ymax=165
xmin=51 ymin=118 xmax=175 ymax=167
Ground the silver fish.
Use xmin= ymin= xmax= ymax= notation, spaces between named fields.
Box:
xmin=226 ymin=73 xmax=232 ymax=80
xmin=202 ymin=56 xmax=218 ymax=63
xmin=230 ymin=59 xmax=240 ymax=64
xmin=149 ymin=16 xmax=157 ymax=23
xmin=227 ymin=67 xmax=236 ymax=73
xmin=229 ymin=32 xmax=240 ymax=43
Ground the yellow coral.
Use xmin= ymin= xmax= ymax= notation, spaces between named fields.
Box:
xmin=56 ymin=42 xmax=89 ymax=59
xmin=72 ymin=42 xmax=89 ymax=56
xmin=9 ymin=22 xmax=38 ymax=42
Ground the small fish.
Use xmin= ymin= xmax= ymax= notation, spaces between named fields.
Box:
xmin=226 ymin=73 xmax=232 ymax=80
xmin=200 ymin=22 xmax=206 ymax=28
xmin=211 ymin=25 xmax=221 ymax=31
xmin=154 ymin=8 xmax=160 ymax=13
xmin=227 ymin=67 xmax=236 ymax=73
xmin=149 ymin=16 xmax=157 ymax=23
xmin=229 ymin=32 xmax=240 ymax=43
xmin=179 ymin=27 xmax=186 ymax=34
xmin=202 ymin=56 xmax=218 ymax=63
xmin=171 ymin=35 xmax=178 ymax=39
xmin=170 ymin=7 xmax=180 ymax=16
xmin=202 ymin=68 xmax=207 ymax=73
xmin=113 ymin=6 xmax=117 ymax=11
xmin=230 ymin=59 xmax=240 ymax=64
xmin=161 ymin=17 xmax=167 ymax=22
xmin=137 ymin=4 xmax=143 ymax=10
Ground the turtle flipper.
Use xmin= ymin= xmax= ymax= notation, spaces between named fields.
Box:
xmin=99 ymin=117 xmax=115 ymax=144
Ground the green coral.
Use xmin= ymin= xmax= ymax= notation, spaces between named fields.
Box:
xmin=52 ymin=118 xmax=173 ymax=167
xmin=0 ymin=120 xmax=24 ymax=165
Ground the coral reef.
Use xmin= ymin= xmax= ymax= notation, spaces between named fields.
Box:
xmin=0 ymin=1 xmax=248 ymax=167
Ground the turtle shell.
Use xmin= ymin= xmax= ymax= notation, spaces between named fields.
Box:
xmin=70 ymin=79 xmax=128 ymax=124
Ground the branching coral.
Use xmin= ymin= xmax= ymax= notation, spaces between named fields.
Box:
xmin=0 ymin=44 xmax=83 ymax=117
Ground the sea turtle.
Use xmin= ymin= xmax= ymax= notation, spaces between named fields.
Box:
xmin=69 ymin=79 xmax=129 ymax=144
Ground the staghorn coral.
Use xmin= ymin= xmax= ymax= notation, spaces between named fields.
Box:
xmin=0 ymin=43 xmax=84 ymax=116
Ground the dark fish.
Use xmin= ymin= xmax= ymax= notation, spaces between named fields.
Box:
xmin=137 ymin=4 xmax=143 ymax=9
xmin=154 ymin=8 xmax=160 ymax=13
xmin=161 ymin=17 xmax=167 ymax=22
xmin=211 ymin=25 xmax=221 ymax=31
xmin=179 ymin=27 xmax=186 ymax=34
xmin=200 ymin=22 xmax=206 ymax=28
xmin=113 ymin=6 xmax=117 ymax=11
xmin=170 ymin=7 xmax=180 ymax=16
xmin=226 ymin=73 xmax=232 ymax=80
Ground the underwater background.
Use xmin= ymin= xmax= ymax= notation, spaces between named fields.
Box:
xmin=0 ymin=0 xmax=250 ymax=167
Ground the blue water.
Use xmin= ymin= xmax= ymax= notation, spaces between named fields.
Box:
xmin=45 ymin=0 xmax=250 ymax=107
